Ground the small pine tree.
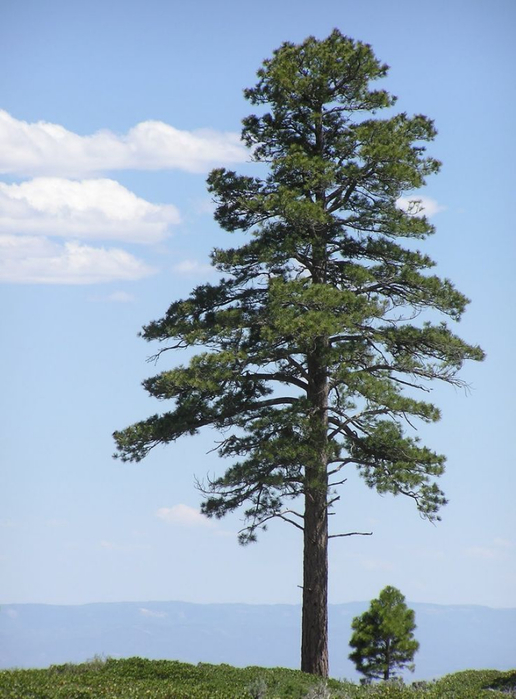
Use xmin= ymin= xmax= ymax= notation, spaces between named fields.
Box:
xmin=349 ymin=586 xmax=419 ymax=681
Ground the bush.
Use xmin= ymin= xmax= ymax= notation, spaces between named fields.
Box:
xmin=0 ymin=659 xmax=514 ymax=698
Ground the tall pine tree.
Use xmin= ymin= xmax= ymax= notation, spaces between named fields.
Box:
xmin=114 ymin=31 xmax=484 ymax=676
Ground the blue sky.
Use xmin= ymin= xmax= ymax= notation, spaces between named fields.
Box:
xmin=1 ymin=0 xmax=515 ymax=610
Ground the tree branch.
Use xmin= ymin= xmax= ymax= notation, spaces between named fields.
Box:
xmin=249 ymin=371 xmax=308 ymax=391
xmin=329 ymin=531 xmax=373 ymax=539
xmin=239 ymin=508 xmax=305 ymax=537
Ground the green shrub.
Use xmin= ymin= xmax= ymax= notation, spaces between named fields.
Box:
xmin=0 ymin=659 xmax=514 ymax=698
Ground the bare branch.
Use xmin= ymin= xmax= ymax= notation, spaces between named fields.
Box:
xmin=277 ymin=514 xmax=305 ymax=531
xmin=147 ymin=342 xmax=189 ymax=363
xmin=327 ymin=494 xmax=341 ymax=508
xmin=329 ymin=531 xmax=373 ymax=539
xmin=328 ymin=478 xmax=348 ymax=488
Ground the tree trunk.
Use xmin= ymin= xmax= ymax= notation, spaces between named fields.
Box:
xmin=384 ymin=640 xmax=391 ymax=680
xmin=301 ymin=341 xmax=330 ymax=676
xmin=301 ymin=191 xmax=330 ymax=675
xmin=301 ymin=480 xmax=329 ymax=676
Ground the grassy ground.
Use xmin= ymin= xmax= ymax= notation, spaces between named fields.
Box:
xmin=0 ymin=657 xmax=515 ymax=698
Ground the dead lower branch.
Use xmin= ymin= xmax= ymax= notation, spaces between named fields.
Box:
xmin=329 ymin=531 xmax=373 ymax=539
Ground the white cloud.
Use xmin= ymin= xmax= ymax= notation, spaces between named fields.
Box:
xmin=0 ymin=177 xmax=177 ymax=284
xmin=0 ymin=178 xmax=179 ymax=244
xmin=125 ymin=121 xmax=246 ymax=173
xmin=0 ymin=235 xmax=155 ymax=284
xmin=0 ymin=110 xmax=247 ymax=177
xmin=396 ymin=196 xmax=445 ymax=218
xmin=156 ymin=504 xmax=215 ymax=529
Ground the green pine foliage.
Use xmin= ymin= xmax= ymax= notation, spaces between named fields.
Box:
xmin=349 ymin=587 xmax=419 ymax=681
xmin=113 ymin=27 xmax=483 ymax=530
xmin=113 ymin=31 xmax=484 ymax=675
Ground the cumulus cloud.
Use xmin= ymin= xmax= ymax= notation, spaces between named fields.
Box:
xmin=0 ymin=110 xmax=247 ymax=177
xmin=396 ymin=195 xmax=445 ymax=218
xmin=0 ymin=235 xmax=155 ymax=284
xmin=0 ymin=177 xmax=179 ymax=244
xmin=0 ymin=177 xmax=177 ymax=284
xmin=156 ymin=504 xmax=215 ymax=529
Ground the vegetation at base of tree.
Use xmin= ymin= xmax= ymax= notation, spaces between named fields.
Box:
xmin=113 ymin=29 xmax=484 ymax=676
xmin=0 ymin=658 xmax=515 ymax=698
xmin=349 ymin=586 xmax=419 ymax=681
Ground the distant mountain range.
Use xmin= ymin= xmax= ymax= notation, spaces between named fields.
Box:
xmin=1 ymin=601 xmax=514 ymax=681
